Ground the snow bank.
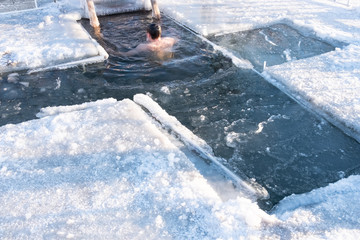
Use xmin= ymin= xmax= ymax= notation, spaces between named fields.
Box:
xmin=0 ymin=5 xmax=108 ymax=73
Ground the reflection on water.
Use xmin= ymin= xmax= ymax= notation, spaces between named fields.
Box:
xmin=0 ymin=11 xmax=359 ymax=210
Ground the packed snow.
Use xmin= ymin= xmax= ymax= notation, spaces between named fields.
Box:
xmin=0 ymin=0 xmax=360 ymax=238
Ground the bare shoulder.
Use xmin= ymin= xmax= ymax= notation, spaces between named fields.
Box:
xmin=163 ymin=37 xmax=177 ymax=44
xmin=161 ymin=37 xmax=178 ymax=48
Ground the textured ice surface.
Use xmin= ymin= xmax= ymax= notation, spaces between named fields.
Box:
xmin=160 ymin=0 xmax=360 ymax=45
xmin=82 ymin=0 xmax=150 ymax=17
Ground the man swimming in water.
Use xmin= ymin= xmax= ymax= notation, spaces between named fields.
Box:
xmin=114 ymin=23 xmax=177 ymax=57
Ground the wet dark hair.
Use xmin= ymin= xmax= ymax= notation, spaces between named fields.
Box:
xmin=147 ymin=23 xmax=161 ymax=40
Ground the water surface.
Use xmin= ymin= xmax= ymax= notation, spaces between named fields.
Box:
xmin=0 ymin=11 xmax=359 ymax=210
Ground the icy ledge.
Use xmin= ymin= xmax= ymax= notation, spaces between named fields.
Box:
xmin=272 ymin=175 xmax=360 ymax=239
xmin=134 ymin=94 xmax=267 ymax=200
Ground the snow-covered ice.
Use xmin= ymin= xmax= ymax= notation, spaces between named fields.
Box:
xmin=0 ymin=96 xmax=269 ymax=238
xmin=160 ymin=0 xmax=360 ymax=44
xmin=81 ymin=0 xmax=151 ymax=18
xmin=0 ymin=3 xmax=108 ymax=73
xmin=1 ymin=95 xmax=360 ymax=239
xmin=263 ymin=44 xmax=360 ymax=142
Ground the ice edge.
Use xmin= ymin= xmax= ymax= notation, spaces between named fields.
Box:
xmin=133 ymin=93 xmax=269 ymax=200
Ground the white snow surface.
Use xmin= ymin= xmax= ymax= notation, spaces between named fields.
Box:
xmin=0 ymin=97 xmax=271 ymax=239
xmin=1 ymin=96 xmax=360 ymax=239
xmin=0 ymin=4 xmax=108 ymax=73
xmin=82 ymin=0 xmax=151 ymax=18
xmin=160 ymin=0 xmax=360 ymax=44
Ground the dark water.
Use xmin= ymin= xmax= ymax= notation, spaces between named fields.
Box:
xmin=208 ymin=23 xmax=339 ymax=71
xmin=0 ymin=11 xmax=359 ymax=210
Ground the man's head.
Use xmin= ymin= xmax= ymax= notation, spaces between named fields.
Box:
xmin=147 ymin=23 xmax=161 ymax=40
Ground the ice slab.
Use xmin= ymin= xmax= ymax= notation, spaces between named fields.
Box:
xmin=0 ymin=96 xmax=273 ymax=239
xmin=263 ymin=44 xmax=360 ymax=142
xmin=208 ymin=23 xmax=337 ymax=71
xmin=0 ymin=6 xmax=108 ymax=74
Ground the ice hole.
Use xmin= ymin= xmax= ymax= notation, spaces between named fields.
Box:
xmin=0 ymin=11 xmax=359 ymax=211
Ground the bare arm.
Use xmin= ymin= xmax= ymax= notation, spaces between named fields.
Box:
xmin=151 ymin=0 xmax=161 ymax=19
xmin=107 ymin=44 xmax=148 ymax=57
